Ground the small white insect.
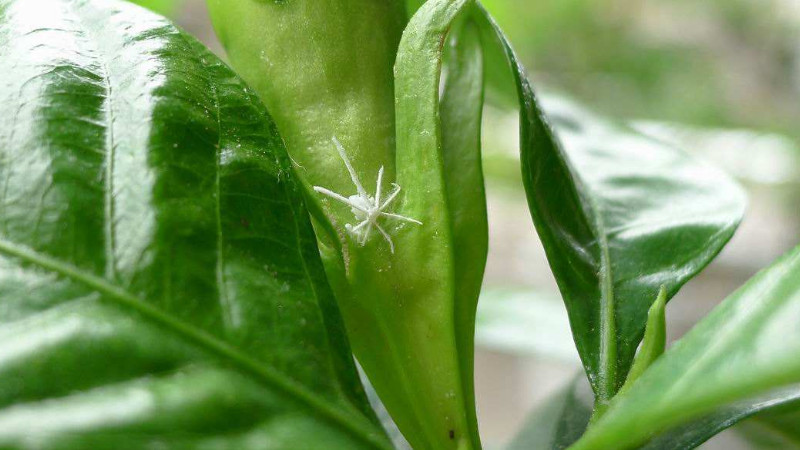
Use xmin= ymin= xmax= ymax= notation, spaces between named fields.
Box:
xmin=313 ymin=137 xmax=422 ymax=253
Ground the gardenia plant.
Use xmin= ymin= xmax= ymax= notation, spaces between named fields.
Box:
xmin=0 ymin=0 xmax=798 ymax=449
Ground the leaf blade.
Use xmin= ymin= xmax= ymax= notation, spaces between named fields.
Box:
xmin=570 ymin=244 xmax=800 ymax=450
xmin=0 ymin=0 xmax=387 ymax=447
xmin=468 ymin=13 xmax=746 ymax=399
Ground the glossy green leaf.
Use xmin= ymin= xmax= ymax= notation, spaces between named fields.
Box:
xmin=0 ymin=1 xmax=388 ymax=448
xmin=570 ymin=244 xmax=800 ymax=450
xmin=480 ymin=32 xmax=746 ymax=403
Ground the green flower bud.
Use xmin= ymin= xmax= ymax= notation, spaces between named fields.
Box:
xmin=207 ymin=1 xmax=487 ymax=448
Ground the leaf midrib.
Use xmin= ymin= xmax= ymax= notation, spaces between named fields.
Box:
xmin=586 ymin=189 xmax=617 ymax=405
xmin=0 ymin=237 xmax=388 ymax=449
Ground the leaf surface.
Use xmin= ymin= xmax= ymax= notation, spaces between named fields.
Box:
xmin=509 ymin=372 xmax=800 ymax=450
xmin=0 ymin=0 xmax=388 ymax=447
xmin=533 ymin=95 xmax=747 ymax=403
xmin=570 ymin=244 xmax=800 ymax=450
xmin=471 ymin=16 xmax=746 ymax=401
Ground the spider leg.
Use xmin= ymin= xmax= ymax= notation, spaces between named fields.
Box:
xmin=350 ymin=220 xmax=369 ymax=232
xmin=332 ymin=137 xmax=369 ymax=198
xmin=375 ymin=222 xmax=395 ymax=254
xmin=380 ymin=184 xmax=402 ymax=209
xmin=375 ymin=166 xmax=384 ymax=208
xmin=360 ymin=220 xmax=374 ymax=246
xmin=313 ymin=186 xmax=368 ymax=212
xmin=381 ymin=212 xmax=423 ymax=225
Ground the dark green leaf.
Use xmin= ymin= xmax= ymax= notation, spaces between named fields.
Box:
xmin=537 ymin=96 xmax=747 ymax=404
xmin=728 ymin=398 xmax=800 ymax=449
xmin=0 ymin=1 xmax=388 ymax=448
xmin=570 ymin=244 xmax=800 ymax=450
xmin=471 ymin=14 xmax=746 ymax=402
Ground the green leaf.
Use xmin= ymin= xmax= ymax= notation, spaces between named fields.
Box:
xmin=570 ymin=243 xmax=800 ymax=450
xmin=473 ymin=20 xmax=746 ymax=403
xmin=0 ymin=1 xmax=389 ymax=448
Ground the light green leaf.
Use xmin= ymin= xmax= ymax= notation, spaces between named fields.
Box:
xmin=390 ymin=0 xmax=485 ymax=447
xmin=616 ymin=286 xmax=667 ymax=397
xmin=570 ymin=244 xmax=800 ymax=450
xmin=0 ymin=0 xmax=388 ymax=448
xmin=441 ymin=18 xmax=487 ymax=450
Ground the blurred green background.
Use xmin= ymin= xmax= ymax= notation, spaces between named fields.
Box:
xmin=483 ymin=0 xmax=800 ymax=140
xmin=129 ymin=0 xmax=800 ymax=448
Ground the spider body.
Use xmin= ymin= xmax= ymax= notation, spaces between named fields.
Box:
xmin=313 ymin=138 xmax=422 ymax=253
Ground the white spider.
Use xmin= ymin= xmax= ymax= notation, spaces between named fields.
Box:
xmin=313 ymin=137 xmax=422 ymax=253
